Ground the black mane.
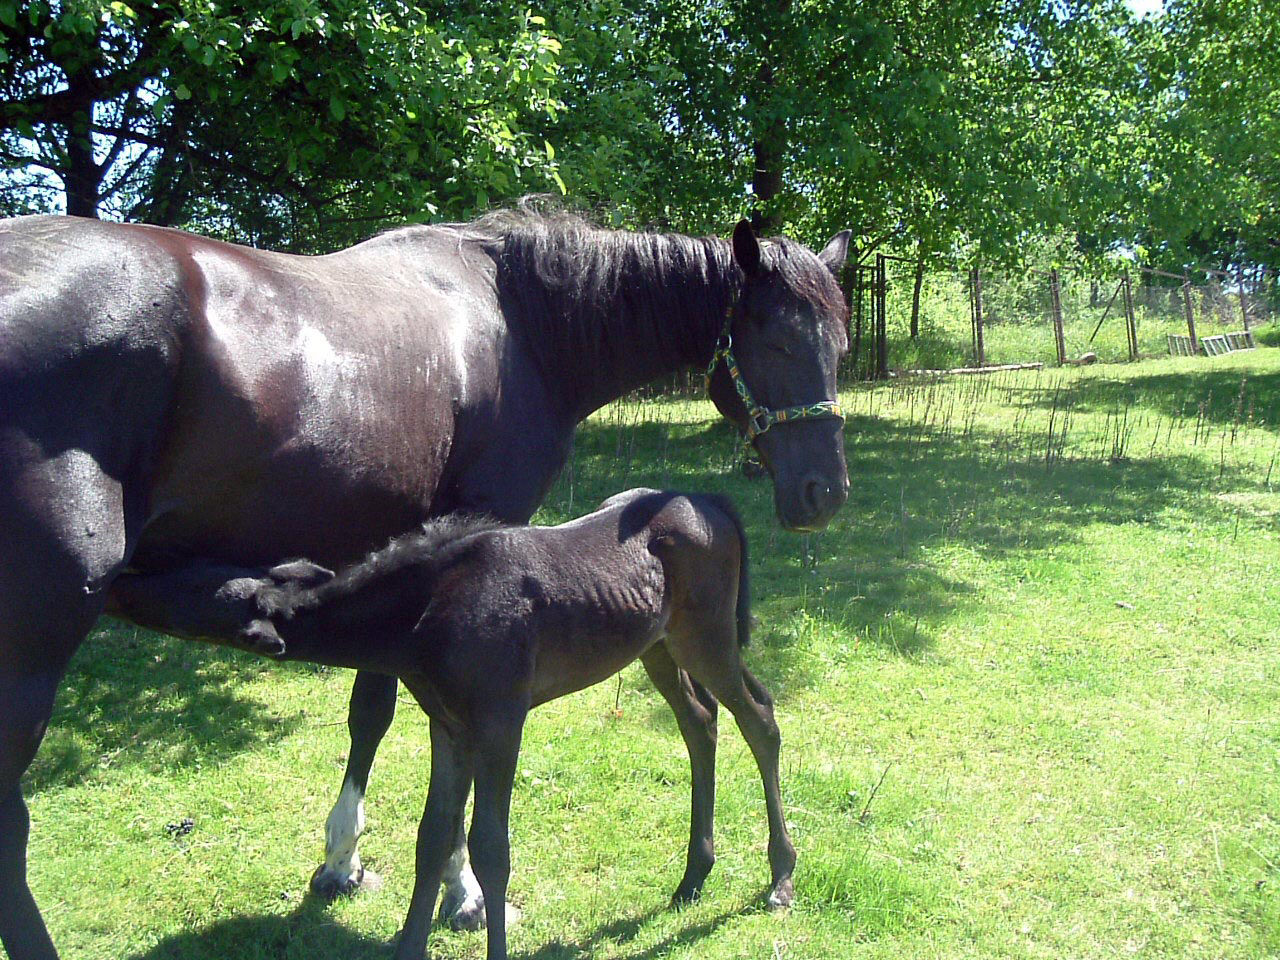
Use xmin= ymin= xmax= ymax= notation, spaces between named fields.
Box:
xmin=382 ymin=200 xmax=850 ymax=417
xmin=473 ymin=205 xmax=736 ymax=411
xmin=443 ymin=202 xmax=845 ymax=414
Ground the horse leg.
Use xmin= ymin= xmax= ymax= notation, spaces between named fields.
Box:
xmin=311 ymin=669 xmax=398 ymax=898
xmin=436 ymin=810 xmax=488 ymax=929
xmin=467 ymin=711 xmax=525 ymax=960
xmin=640 ymin=645 xmax=720 ymax=905
xmin=0 ymin=670 xmax=69 ymax=960
xmin=0 ymin=450 xmax=134 ymax=959
xmin=392 ymin=718 xmax=473 ymax=960
xmin=666 ymin=633 xmax=796 ymax=909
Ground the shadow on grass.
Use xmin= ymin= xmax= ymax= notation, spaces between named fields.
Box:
xmin=121 ymin=900 xmax=746 ymax=960
xmin=519 ymin=904 xmax=745 ymax=960
xmin=122 ymin=898 xmax=390 ymax=960
xmin=28 ymin=620 xmax=303 ymax=795
xmin=1017 ymin=362 xmax=1280 ymax=427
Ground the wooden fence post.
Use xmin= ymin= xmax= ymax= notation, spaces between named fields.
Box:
xmin=1050 ymin=269 xmax=1067 ymax=365
xmin=1182 ymin=271 xmax=1199 ymax=353
xmin=875 ymin=254 xmax=889 ymax=379
xmin=1122 ymin=273 xmax=1138 ymax=361
xmin=970 ymin=267 xmax=986 ymax=366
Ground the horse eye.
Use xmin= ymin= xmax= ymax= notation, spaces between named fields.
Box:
xmin=768 ymin=342 xmax=793 ymax=356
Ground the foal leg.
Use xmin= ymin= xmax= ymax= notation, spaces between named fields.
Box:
xmin=437 ymin=812 xmax=490 ymax=930
xmin=667 ymin=633 xmax=796 ymax=909
xmin=467 ymin=711 xmax=525 ymax=960
xmin=314 ymin=673 xmax=497 ymax=931
xmin=393 ymin=719 xmax=473 ymax=960
xmin=640 ymin=645 xmax=720 ymax=905
xmin=311 ymin=670 xmax=398 ymax=898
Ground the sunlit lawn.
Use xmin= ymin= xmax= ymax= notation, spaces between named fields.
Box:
xmin=25 ymin=347 xmax=1280 ymax=959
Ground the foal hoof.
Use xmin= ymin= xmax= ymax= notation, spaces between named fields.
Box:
xmin=309 ymin=863 xmax=383 ymax=901
xmin=669 ymin=885 xmax=703 ymax=909
xmin=766 ymin=878 xmax=795 ymax=911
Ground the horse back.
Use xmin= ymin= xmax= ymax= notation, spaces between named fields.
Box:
xmin=1 ymin=216 xmax=517 ymax=568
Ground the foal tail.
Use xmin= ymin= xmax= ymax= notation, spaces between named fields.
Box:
xmin=701 ymin=493 xmax=752 ymax=648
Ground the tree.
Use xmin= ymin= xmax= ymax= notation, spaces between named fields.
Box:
xmin=541 ymin=0 xmax=1149 ymax=265
xmin=1138 ymin=0 xmax=1280 ymax=274
xmin=1 ymin=0 xmax=566 ymax=248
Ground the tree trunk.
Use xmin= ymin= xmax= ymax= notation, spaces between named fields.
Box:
xmin=63 ymin=104 xmax=101 ymax=218
xmin=910 ymin=254 xmax=925 ymax=338
xmin=748 ymin=1 xmax=791 ymax=235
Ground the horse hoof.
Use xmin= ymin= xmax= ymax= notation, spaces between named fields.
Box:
xmin=669 ymin=886 xmax=703 ymax=909
xmin=309 ymin=863 xmax=383 ymax=900
xmin=443 ymin=898 xmax=521 ymax=932
xmin=766 ymin=879 xmax=794 ymax=911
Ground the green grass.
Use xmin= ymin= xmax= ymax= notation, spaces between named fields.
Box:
xmin=24 ymin=349 xmax=1280 ymax=960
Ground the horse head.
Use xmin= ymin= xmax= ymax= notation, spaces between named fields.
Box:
xmin=707 ymin=221 xmax=852 ymax=532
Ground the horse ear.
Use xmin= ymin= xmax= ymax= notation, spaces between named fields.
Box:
xmin=732 ymin=220 xmax=762 ymax=278
xmin=817 ymin=229 xmax=852 ymax=278
xmin=268 ymin=559 xmax=334 ymax=587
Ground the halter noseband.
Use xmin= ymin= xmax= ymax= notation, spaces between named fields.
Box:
xmin=704 ymin=293 xmax=845 ymax=457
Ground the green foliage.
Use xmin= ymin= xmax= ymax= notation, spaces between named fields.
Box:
xmin=0 ymin=1 xmax=566 ymax=246
xmin=1137 ymin=0 xmax=1280 ymax=272
xmin=2 ymin=0 xmax=1277 ymax=283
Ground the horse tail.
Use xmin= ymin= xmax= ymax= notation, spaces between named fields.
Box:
xmin=701 ymin=493 xmax=752 ymax=648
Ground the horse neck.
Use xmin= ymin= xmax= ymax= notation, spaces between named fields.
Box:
xmin=502 ymin=230 xmax=740 ymax=420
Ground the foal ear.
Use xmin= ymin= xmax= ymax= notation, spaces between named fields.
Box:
xmin=817 ymin=229 xmax=852 ymax=278
xmin=267 ymin=559 xmax=335 ymax=587
xmin=732 ymin=220 xmax=762 ymax=278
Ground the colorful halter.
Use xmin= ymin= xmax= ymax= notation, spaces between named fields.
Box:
xmin=704 ymin=295 xmax=845 ymax=457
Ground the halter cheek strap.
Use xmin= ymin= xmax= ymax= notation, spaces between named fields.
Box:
xmin=704 ymin=297 xmax=845 ymax=454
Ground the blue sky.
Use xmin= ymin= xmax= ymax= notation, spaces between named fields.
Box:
xmin=1127 ymin=0 xmax=1165 ymax=17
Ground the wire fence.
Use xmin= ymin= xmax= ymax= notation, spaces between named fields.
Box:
xmin=841 ymin=258 xmax=1278 ymax=380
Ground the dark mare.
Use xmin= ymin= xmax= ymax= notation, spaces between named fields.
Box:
xmin=107 ymin=488 xmax=791 ymax=960
xmin=0 ymin=205 xmax=849 ymax=960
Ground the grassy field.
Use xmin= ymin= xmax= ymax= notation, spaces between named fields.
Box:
xmin=878 ymin=268 xmax=1276 ymax=372
xmin=24 ymin=348 xmax=1280 ymax=959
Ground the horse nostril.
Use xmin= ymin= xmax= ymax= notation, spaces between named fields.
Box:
xmin=803 ymin=477 xmax=831 ymax=514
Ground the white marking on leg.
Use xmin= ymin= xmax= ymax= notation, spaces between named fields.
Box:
xmin=440 ymin=840 xmax=485 ymax=926
xmin=322 ymin=778 xmax=366 ymax=880
xmin=439 ymin=838 xmax=521 ymax=930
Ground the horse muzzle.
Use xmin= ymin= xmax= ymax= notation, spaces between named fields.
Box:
xmin=775 ymin=469 xmax=849 ymax=532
